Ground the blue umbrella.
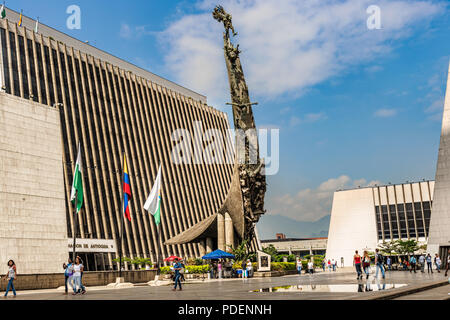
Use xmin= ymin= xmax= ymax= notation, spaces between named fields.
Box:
xmin=202 ymin=249 xmax=235 ymax=260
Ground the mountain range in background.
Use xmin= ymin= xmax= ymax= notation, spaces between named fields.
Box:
xmin=257 ymin=214 xmax=330 ymax=240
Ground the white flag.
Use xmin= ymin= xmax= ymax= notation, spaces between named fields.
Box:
xmin=34 ymin=17 xmax=39 ymax=33
xmin=144 ymin=165 xmax=162 ymax=225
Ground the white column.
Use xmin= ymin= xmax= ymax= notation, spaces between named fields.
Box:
xmin=217 ymin=214 xmax=225 ymax=251
xmin=225 ymin=212 xmax=234 ymax=252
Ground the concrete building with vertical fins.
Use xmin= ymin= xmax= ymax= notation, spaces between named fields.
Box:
xmin=326 ymin=181 xmax=435 ymax=267
xmin=326 ymin=63 xmax=450 ymax=267
xmin=0 ymin=7 xmax=253 ymax=274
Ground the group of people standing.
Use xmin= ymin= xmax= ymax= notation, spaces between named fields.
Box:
xmin=241 ymin=259 xmax=253 ymax=279
xmin=353 ymin=249 xmax=386 ymax=280
xmin=321 ymin=258 xmax=339 ymax=272
xmin=406 ymin=253 xmax=444 ymax=273
xmin=296 ymin=258 xmax=315 ymax=275
xmin=63 ymin=256 xmax=87 ymax=295
xmin=354 ymin=248 xmax=450 ymax=279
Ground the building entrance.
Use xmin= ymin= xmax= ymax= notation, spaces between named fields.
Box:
xmin=439 ymin=246 xmax=449 ymax=269
xmin=75 ymin=253 xmax=111 ymax=271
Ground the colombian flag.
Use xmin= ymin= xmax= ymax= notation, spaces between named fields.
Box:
xmin=123 ymin=154 xmax=132 ymax=221
xmin=18 ymin=10 xmax=23 ymax=27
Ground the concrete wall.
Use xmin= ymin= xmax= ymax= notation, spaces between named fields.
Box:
xmin=0 ymin=270 xmax=157 ymax=291
xmin=326 ymin=188 xmax=378 ymax=267
xmin=429 ymin=62 xmax=450 ymax=254
xmin=0 ymin=93 xmax=68 ymax=274
xmin=261 ymin=239 xmax=327 ymax=255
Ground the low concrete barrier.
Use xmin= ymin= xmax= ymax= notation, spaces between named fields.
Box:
xmin=0 ymin=270 xmax=157 ymax=291
xmin=253 ymin=270 xmax=298 ymax=277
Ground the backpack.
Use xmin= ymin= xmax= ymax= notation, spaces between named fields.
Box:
xmin=377 ymin=254 xmax=384 ymax=264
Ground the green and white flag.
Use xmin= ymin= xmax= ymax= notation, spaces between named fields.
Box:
xmin=70 ymin=142 xmax=84 ymax=213
xmin=34 ymin=17 xmax=39 ymax=33
xmin=0 ymin=4 xmax=6 ymax=19
xmin=144 ymin=165 xmax=162 ymax=226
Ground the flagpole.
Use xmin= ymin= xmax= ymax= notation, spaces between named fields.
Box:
xmin=72 ymin=140 xmax=81 ymax=263
xmin=119 ymin=151 xmax=125 ymax=279
xmin=156 ymin=224 xmax=161 ymax=275
xmin=72 ymin=199 xmax=79 ymax=262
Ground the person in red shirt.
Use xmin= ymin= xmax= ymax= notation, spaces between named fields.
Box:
xmin=354 ymin=251 xmax=363 ymax=280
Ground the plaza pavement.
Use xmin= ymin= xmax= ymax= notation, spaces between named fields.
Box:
xmin=3 ymin=268 xmax=449 ymax=300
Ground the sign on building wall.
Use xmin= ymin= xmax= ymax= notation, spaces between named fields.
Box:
xmin=68 ymin=239 xmax=116 ymax=253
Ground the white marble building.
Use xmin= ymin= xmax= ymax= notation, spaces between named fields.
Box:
xmin=0 ymin=93 xmax=68 ymax=274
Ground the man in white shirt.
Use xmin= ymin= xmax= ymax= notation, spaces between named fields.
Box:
xmin=419 ymin=254 xmax=425 ymax=273
xmin=308 ymin=261 xmax=314 ymax=274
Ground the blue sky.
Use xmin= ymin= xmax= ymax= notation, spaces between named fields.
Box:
xmin=9 ymin=0 xmax=450 ymax=239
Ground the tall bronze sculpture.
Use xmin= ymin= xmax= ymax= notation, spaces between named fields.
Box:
xmin=165 ymin=6 xmax=266 ymax=253
xmin=213 ymin=5 xmax=267 ymax=247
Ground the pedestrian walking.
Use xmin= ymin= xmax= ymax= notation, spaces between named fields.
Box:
xmin=426 ymin=254 xmax=433 ymax=273
xmin=246 ymin=259 xmax=253 ymax=278
xmin=341 ymin=257 xmax=344 ymax=268
xmin=172 ymin=258 xmax=183 ymax=291
xmin=296 ymin=258 xmax=302 ymax=275
xmin=72 ymin=256 xmax=85 ymax=295
xmin=217 ymin=260 xmax=222 ymax=279
xmin=241 ymin=260 xmax=247 ymax=279
xmin=179 ymin=259 xmax=186 ymax=282
xmin=63 ymin=258 xmax=74 ymax=295
xmin=76 ymin=256 xmax=86 ymax=293
xmin=386 ymin=257 xmax=391 ymax=271
xmin=322 ymin=258 xmax=326 ymax=272
xmin=354 ymin=250 xmax=363 ymax=280
xmin=307 ymin=260 xmax=314 ymax=274
xmin=435 ymin=254 xmax=441 ymax=273
xmin=332 ymin=259 xmax=336 ymax=271
xmin=409 ymin=256 xmax=417 ymax=273
xmin=327 ymin=259 xmax=331 ymax=272
xmin=419 ymin=254 xmax=425 ymax=273
xmin=3 ymin=260 xmax=17 ymax=298
xmin=375 ymin=249 xmax=385 ymax=279
xmin=363 ymin=251 xmax=371 ymax=280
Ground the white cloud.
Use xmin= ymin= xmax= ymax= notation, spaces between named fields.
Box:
xmin=159 ymin=0 xmax=443 ymax=105
xmin=365 ymin=65 xmax=384 ymax=73
xmin=119 ymin=23 xmax=132 ymax=39
xmin=288 ymin=112 xmax=327 ymax=127
xmin=119 ymin=23 xmax=155 ymax=39
xmin=267 ymin=175 xmax=383 ymax=222
xmin=374 ymin=108 xmax=398 ymax=118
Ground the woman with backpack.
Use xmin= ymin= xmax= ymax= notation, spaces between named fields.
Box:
xmin=363 ymin=251 xmax=371 ymax=280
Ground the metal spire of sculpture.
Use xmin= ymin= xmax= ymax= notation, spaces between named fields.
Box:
xmin=164 ymin=6 xmax=266 ymax=252
xmin=213 ymin=5 xmax=266 ymax=248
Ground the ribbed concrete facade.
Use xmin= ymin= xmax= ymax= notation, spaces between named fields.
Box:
xmin=326 ymin=181 xmax=434 ymax=267
xmin=0 ymin=12 xmax=234 ymax=271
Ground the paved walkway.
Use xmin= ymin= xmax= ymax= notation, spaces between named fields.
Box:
xmin=2 ymin=270 xmax=448 ymax=300
xmin=393 ymin=283 xmax=449 ymax=300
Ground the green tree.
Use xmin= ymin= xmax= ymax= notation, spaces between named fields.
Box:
xmin=395 ymin=239 xmax=419 ymax=257
xmin=261 ymin=244 xmax=278 ymax=260
xmin=228 ymin=240 xmax=248 ymax=261
xmin=378 ymin=241 xmax=398 ymax=256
